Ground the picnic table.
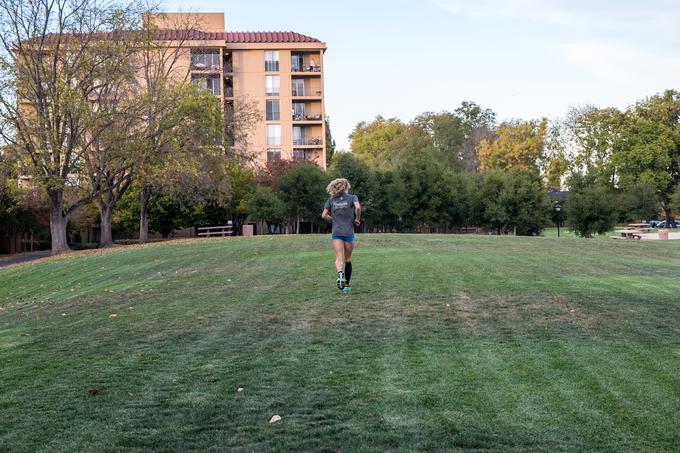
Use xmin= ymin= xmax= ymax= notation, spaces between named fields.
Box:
xmin=612 ymin=229 xmax=644 ymax=240
xmin=196 ymin=223 xmax=233 ymax=237
xmin=627 ymin=223 xmax=651 ymax=232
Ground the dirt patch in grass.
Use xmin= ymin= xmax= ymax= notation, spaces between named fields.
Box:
xmin=550 ymin=294 xmax=596 ymax=332
xmin=450 ymin=293 xmax=478 ymax=333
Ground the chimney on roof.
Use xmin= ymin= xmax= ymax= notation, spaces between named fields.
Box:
xmin=148 ymin=12 xmax=225 ymax=32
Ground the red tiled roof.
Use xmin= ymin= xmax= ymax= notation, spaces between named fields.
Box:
xmin=226 ymin=31 xmax=321 ymax=43
xmin=29 ymin=29 xmax=321 ymax=45
xmin=154 ymin=29 xmax=227 ymax=41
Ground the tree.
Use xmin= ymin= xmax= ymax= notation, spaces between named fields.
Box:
xmin=396 ymin=157 xmax=470 ymax=231
xmin=564 ymin=106 xmax=625 ymax=184
xmin=565 ymin=174 xmax=618 ymax=237
xmin=349 ymin=116 xmax=407 ymax=168
xmin=611 ymin=116 xmax=678 ymax=225
xmin=477 ymin=119 xmax=548 ymax=174
xmin=623 ymin=90 xmax=680 ymax=227
xmin=366 ymin=169 xmax=402 ymax=232
xmin=454 ymin=101 xmax=496 ymax=171
xmin=277 ymin=164 xmax=328 ymax=233
xmin=411 ymin=111 xmax=466 ymax=169
xmin=245 ymin=187 xmax=286 ymax=233
xmin=670 ymin=186 xmax=680 ymax=220
xmin=131 ymin=12 xmax=228 ymax=243
xmin=82 ymin=56 xmax=140 ymax=247
xmin=475 ymin=170 xmax=549 ymax=235
xmin=0 ymin=0 xmax=139 ymax=253
xmin=618 ymin=183 xmax=660 ymax=223
xmin=325 ymin=115 xmax=336 ymax=166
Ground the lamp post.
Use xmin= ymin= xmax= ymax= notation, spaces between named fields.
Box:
xmin=555 ymin=201 xmax=561 ymax=238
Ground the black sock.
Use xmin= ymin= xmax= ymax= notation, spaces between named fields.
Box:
xmin=344 ymin=261 xmax=352 ymax=285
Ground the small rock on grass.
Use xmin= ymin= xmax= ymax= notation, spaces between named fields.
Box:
xmin=269 ymin=415 xmax=281 ymax=424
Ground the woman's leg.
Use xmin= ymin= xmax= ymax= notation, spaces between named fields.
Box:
xmin=333 ymin=239 xmax=345 ymax=272
xmin=343 ymin=241 xmax=354 ymax=285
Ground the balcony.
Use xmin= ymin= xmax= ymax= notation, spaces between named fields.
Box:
xmin=291 ymin=64 xmax=322 ymax=74
xmin=191 ymin=62 xmax=221 ymax=72
xmin=291 ymin=88 xmax=322 ymax=98
xmin=191 ymin=49 xmax=221 ymax=72
xmin=293 ymin=136 xmax=323 ymax=146
xmin=291 ymin=52 xmax=321 ymax=74
xmin=292 ymin=112 xmax=323 ymax=122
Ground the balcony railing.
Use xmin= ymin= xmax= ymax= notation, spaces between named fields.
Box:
xmin=223 ymin=63 xmax=233 ymax=73
xmin=291 ymin=64 xmax=322 ymax=73
xmin=292 ymin=112 xmax=323 ymax=121
xmin=224 ymin=86 xmax=233 ymax=97
xmin=291 ymin=89 xmax=322 ymax=97
xmin=293 ymin=136 xmax=323 ymax=146
xmin=191 ymin=62 xmax=221 ymax=72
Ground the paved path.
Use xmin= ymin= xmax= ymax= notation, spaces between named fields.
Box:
xmin=640 ymin=231 xmax=680 ymax=240
xmin=0 ymin=251 xmax=51 ymax=268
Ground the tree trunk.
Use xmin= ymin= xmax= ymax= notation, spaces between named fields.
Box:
xmin=663 ymin=207 xmax=672 ymax=228
xmin=296 ymin=216 xmax=300 ymax=234
xmin=48 ymin=191 xmax=70 ymax=254
xmin=139 ymin=185 xmax=151 ymax=243
xmin=99 ymin=204 xmax=114 ymax=248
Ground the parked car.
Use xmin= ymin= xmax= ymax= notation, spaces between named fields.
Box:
xmin=653 ymin=220 xmax=680 ymax=228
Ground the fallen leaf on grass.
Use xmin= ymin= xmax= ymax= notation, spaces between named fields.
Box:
xmin=237 ymin=387 xmax=244 ymax=393
xmin=128 ymin=392 xmax=138 ymax=397
xmin=109 ymin=314 xmax=117 ymax=319
xmin=20 ymin=332 xmax=29 ymax=336
xmin=269 ymin=415 xmax=282 ymax=424
xmin=87 ymin=388 xmax=100 ymax=396
xmin=171 ymin=378 xmax=177 ymax=384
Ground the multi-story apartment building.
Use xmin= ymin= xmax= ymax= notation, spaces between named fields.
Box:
xmin=154 ymin=12 xmax=328 ymax=168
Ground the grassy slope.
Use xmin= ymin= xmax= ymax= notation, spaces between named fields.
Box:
xmin=1 ymin=234 xmax=679 ymax=452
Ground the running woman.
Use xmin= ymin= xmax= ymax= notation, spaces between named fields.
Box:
xmin=321 ymin=178 xmax=361 ymax=291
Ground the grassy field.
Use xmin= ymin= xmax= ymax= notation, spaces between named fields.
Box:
xmin=1 ymin=234 xmax=679 ymax=451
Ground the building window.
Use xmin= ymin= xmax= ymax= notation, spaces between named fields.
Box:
xmin=191 ymin=49 xmax=220 ymax=69
xmin=291 ymin=53 xmax=304 ymax=72
xmin=266 ymin=100 xmax=280 ymax=121
xmin=293 ymin=149 xmax=306 ymax=160
xmin=291 ymin=78 xmax=304 ymax=96
xmin=191 ymin=74 xmax=221 ymax=95
xmin=265 ymin=76 xmax=280 ymax=96
xmin=265 ymin=51 xmax=280 ymax=72
xmin=292 ymin=126 xmax=306 ymax=145
xmin=267 ymin=148 xmax=281 ymax=162
xmin=266 ymin=124 xmax=281 ymax=145
xmin=292 ymin=102 xmax=305 ymax=120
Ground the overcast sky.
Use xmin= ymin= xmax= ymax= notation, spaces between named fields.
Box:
xmin=164 ymin=0 xmax=680 ymax=149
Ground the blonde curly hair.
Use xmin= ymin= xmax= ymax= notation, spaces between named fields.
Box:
xmin=326 ymin=178 xmax=350 ymax=197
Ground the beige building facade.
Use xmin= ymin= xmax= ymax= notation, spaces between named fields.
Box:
xmin=154 ymin=12 xmax=328 ymax=168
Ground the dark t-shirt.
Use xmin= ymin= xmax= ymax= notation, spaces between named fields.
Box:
xmin=324 ymin=193 xmax=358 ymax=236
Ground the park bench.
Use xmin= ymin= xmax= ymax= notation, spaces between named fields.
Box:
xmin=196 ymin=223 xmax=233 ymax=237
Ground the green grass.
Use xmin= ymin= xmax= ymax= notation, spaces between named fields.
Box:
xmin=1 ymin=234 xmax=679 ymax=451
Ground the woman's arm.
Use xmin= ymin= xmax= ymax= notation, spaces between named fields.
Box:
xmin=353 ymin=201 xmax=362 ymax=226
xmin=321 ymin=208 xmax=332 ymax=222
